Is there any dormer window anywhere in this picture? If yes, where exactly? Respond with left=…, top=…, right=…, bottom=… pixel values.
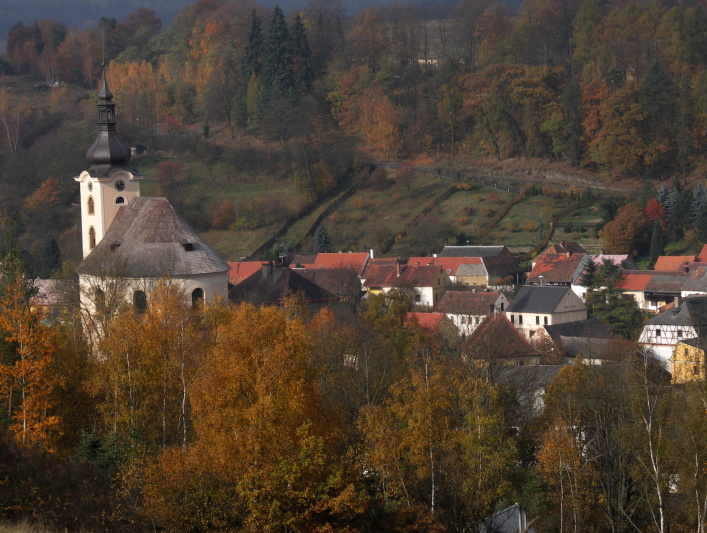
left=182, top=242, right=194, bottom=252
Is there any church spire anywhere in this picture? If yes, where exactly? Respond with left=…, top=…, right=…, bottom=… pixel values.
left=85, top=65, right=133, bottom=177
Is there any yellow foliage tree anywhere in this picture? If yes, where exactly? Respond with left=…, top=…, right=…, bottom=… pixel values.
left=0, top=272, right=63, bottom=452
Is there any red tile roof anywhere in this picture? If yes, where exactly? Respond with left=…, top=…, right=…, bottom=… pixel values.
left=697, top=245, right=707, bottom=262
left=408, top=312, right=445, bottom=331
left=363, top=264, right=446, bottom=288
left=311, top=252, right=370, bottom=275
left=527, top=253, right=587, bottom=284
left=435, top=291, right=501, bottom=315
left=408, top=256, right=482, bottom=276
left=463, top=314, right=541, bottom=359
left=654, top=255, right=696, bottom=271
left=540, top=242, right=587, bottom=256
left=616, top=271, right=653, bottom=291
left=228, top=261, right=264, bottom=285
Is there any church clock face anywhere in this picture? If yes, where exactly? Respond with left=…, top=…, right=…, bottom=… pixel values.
left=115, top=180, right=126, bottom=192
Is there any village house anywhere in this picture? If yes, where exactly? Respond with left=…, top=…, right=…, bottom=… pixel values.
left=526, top=251, right=590, bottom=287
left=670, top=338, right=707, bottom=383
left=616, top=270, right=688, bottom=312
left=505, top=285, right=587, bottom=339
left=291, top=251, right=371, bottom=276
left=361, top=260, right=450, bottom=307
left=571, top=254, right=638, bottom=300
left=407, top=312, right=460, bottom=347
left=533, top=318, right=614, bottom=363
left=462, top=313, right=542, bottom=367
left=229, top=263, right=339, bottom=311
left=638, top=295, right=707, bottom=363
left=434, top=290, right=508, bottom=338
left=437, top=245, right=522, bottom=285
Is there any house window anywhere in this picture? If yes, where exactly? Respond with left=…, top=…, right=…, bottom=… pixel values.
left=677, top=329, right=682, bottom=337
left=415, top=294, right=421, bottom=303
left=435, top=294, right=439, bottom=302
left=511, top=315, right=515, bottom=323
left=544, top=316, right=548, bottom=325
left=89, top=227, right=96, bottom=249
left=87, top=196, right=94, bottom=215
left=519, top=315, right=523, bottom=325
left=500, top=303, right=504, bottom=311
left=655, top=329, right=661, bottom=337
left=694, top=365, right=700, bottom=375
left=133, top=290, right=147, bottom=312
left=192, top=288, right=204, bottom=308
left=536, top=316, right=539, bottom=325
left=476, top=317, right=480, bottom=324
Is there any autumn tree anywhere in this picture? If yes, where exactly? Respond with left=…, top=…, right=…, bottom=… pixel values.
left=360, top=81, right=402, bottom=158
left=599, top=202, right=650, bottom=255
left=0, top=271, right=63, bottom=452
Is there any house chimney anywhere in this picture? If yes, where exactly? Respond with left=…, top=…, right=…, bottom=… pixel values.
left=261, top=263, right=271, bottom=278
left=370, top=249, right=374, bottom=259
left=566, top=251, right=571, bottom=258
left=396, top=261, right=401, bottom=277
left=433, top=253, right=437, bottom=258
left=272, top=267, right=283, bottom=283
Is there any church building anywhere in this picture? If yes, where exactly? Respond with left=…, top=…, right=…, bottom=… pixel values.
left=75, top=74, right=230, bottom=314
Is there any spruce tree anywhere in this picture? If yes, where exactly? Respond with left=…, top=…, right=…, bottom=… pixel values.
left=289, top=13, right=313, bottom=97
left=579, top=258, right=597, bottom=289
left=692, top=182, right=707, bottom=220
left=314, top=224, right=333, bottom=253
left=243, top=10, right=264, bottom=78
left=658, top=183, right=670, bottom=206
left=650, top=220, right=665, bottom=264
left=262, top=5, right=294, bottom=100
left=39, top=234, right=60, bottom=278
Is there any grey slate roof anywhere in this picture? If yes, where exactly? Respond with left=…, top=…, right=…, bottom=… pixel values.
left=543, top=318, right=613, bottom=340
left=439, top=245, right=506, bottom=257
left=506, top=285, right=572, bottom=314
left=682, top=266, right=707, bottom=292
left=77, top=197, right=230, bottom=277
left=456, top=263, right=488, bottom=277
left=645, top=295, right=707, bottom=327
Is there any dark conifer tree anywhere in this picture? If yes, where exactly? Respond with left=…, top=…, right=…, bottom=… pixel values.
left=243, top=10, right=264, bottom=78
left=649, top=220, right=665, bottom=264
left=290, top=13, right=313, bottom=97
left=39, top=234, right=60, bottom=278
left=314, top=224, right=333, bottom=253
left=640, top=62, right=677, bottom=179
left=262, top=5, right=294, bottom=100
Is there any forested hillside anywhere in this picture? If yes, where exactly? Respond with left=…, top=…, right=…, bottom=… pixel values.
left=3, top=0, right=707, bottom=271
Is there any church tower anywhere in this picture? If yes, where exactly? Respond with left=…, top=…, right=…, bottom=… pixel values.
left=75, top=71, right=142, bottom=259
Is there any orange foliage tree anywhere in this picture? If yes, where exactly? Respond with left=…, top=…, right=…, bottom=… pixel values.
left=0, top=271, right=63, bottom=452
left=599, top=202, right=650, bottom=254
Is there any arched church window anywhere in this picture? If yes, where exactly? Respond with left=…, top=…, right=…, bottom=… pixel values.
left=192, top=288, right=204, bottom=308
left=115, top=196, right=125, bottom=205
left=87, top=196, right=94, bottom=215
left=133, top=290, right=147, bottom=312
left=95, top=288, right=105, bottom=311
left=89, top=227, right=96, bottom=249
